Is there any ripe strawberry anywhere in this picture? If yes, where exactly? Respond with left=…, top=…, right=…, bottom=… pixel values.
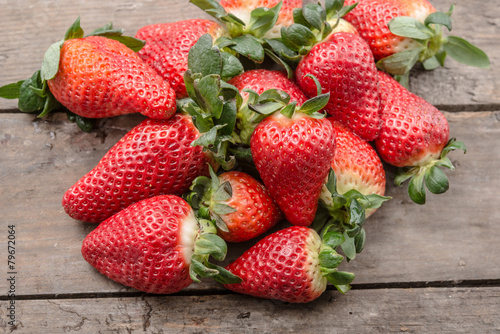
left=219, top=0, right=302, bottom=38
left=223, top=226, right=355, bottom=303
left=374, top=71, right=466, bottom=204
left=250, top=109, right=335, bottom=226
left=187, top=167, right=283, bottom=243
left=63, top=114, right=213, bottom=223
left=0, top=18, right=177, bottom=123
left=295, top=32, right=381, bottom=141
left=82, top=195, right=240, bottom=294
left=342, top=0, right=489, bottom=77
left=135, top=19, right=228, bottom=98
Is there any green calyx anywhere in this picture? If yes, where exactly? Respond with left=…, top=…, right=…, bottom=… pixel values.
left=314, top=169, right=391, bottom=261
left=395, top=138, right=467, bottom=205
left=186, top=165, right=237, bottom=234
left=180, top=34, right=246, bottom=170
left=378, top=5, right=490, bottom=84
left=190, top=218, right=242, bottom=284
left=0, top=17, right=145, bottom=132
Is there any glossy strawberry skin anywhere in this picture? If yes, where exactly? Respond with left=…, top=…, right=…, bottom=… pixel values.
left=224, top=226, right=327, bottom=303
left=343, top=0, right=436, bottom=60
left=250, top=112, right=335, bottom=226
left=220, top=0, right=303, bottom=38
left=136, top=19, right=227, bottom=99
left=328, top=119, right=386, bottom=198
left=374, top=71, right=449, bottom=167
left=63, top=114, right=211, bottom=223
left=47, top=36, right=176, bottom=119
left=82, top=195, right=199, bottom=294
left=295, top=32, right=381, bottom=141
left=229, top=69, right=308, bottom=105
left=217, top=171, right=283, bottom=242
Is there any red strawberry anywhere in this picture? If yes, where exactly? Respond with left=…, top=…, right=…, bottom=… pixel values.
left=48, top=35, right=176, bottom=119
left=63, top=114, right=213, bottom=223
left=136, top=19, right=228, bottom=98
left=219, top=0, right=302, bottom=38
left=188, top=167, right=283, bottom=243
left=295, top=32, right=381, bottom=141
left=250, top=109, right=335, bottom=226
left=342, top=0, right=489, bottom=76
left=374, top=71, right=465, bottom=204
left=224, top=226, right=355, bottom=303
left=82, top=195, right=240, bottom=294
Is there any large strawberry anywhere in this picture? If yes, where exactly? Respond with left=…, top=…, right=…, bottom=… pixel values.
left=295, top=32, right=381, bottom=141
left=187, top=166, right=283, bottom=243
left=224, top=226, right=355, bottom=303
left=342, top=0, right=489, bottom=79
left=250, top=90, right=335, bottom=226
left=82, top=195, right=241, bottom=294
left=135, top=19, right=229, bottom=99
left=63, top=114, right=213, bottom=223
left=374, top=71, right=466, bottom=204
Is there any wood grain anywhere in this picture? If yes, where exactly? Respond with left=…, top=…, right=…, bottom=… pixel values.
left=0, top=0, right=498, bottom=110
left=1, top=287, right=499, bottom=333
left=0, top=111, right=498, bottom=296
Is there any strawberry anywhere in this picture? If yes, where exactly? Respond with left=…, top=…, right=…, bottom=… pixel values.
left=295, top=32, right=381, bottom=141
left=250, top=92, right=335, bottom=226
left=223, top=226, right=355, bottom=303
left=0, top=18, right=177, bottom=125
left=135, top=19, right=228, bottom=99
left=187, top=166, right=283, bottom=243
left=63, top=114, right=213, bottom=223
left=374, top=71, right=466, bottom=204
left=219, top=0, right=302, bottom=38
left=82, top=195, right=241, bottom=294
left=342, top=0, right=489, bottom=80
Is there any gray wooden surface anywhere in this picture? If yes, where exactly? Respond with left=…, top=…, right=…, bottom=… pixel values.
left=0, top=0, right=499, bottom=333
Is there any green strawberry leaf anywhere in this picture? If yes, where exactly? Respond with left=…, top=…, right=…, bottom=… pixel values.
left=424, top=11, right=452, bottom=31
left=354, top=228, right=366, bottom=254
left=280, top=101, right=298, bottom=118
left=89, top=22, right=114, bottom=35
left=18, top=71, right=45, bottom=112
left=40, top=40, right=64, bottom=81
left=212, top=202, right=237, bottom=216
left=281, top=24, right=317, bottom=51
left=247, top=1, right=281, bottom=38
left=194, top=233, right=228, bottom=261
left=212, top=181, right=232, bottom=202
left=319, top=246, right=344, bottom=268
left=204, top=262, right=242, bottom=284
left=333, top=284, right=351, bottom=294
left=0, top=81, right=23, bottom=99
left=377, top=47, right=424, bottom=76
left=229, top=35, right=265, bottom=63
left=322, top=230, right=345, bottom=249
left=64, top=16, right=84, bottom=40
left=341, top=232, right=356, bottom=261
left=435, top=156, right=454, bottom=170
left=194, top=74, right=224, bottom=119
left=216, top=101, right=238, bottom=136
left=192, top=124, right=226, bottom=148
left=443, top=36, right=490, bottom=68
left=424, top=165, right=449, bottom=195
left=66, top=111, right=94, bottom=133
left=408, top=172, right=426, bottom=205
left=327, top=270, right=355, bottom=286
left=105, top=35, right=146, bottom=52
left=422, top=56, right=441, bottom=70
left=441, top=137, right=467, bottom=156
left=389, top=16, right=434, bottom=40
left=302, top=3, right=327, bottom=32
left=188, top=34, right=223, bottom=77
left=221, top=52, right=244, bottom=80
left=298, top=93, right=330, bottom=115
left=263, top=49, right=294, bottom=78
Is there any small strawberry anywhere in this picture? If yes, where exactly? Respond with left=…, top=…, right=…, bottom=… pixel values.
left=374, top=71, right=466, bottom=204
left=295, top=32, right=381, bottom=141
left=82, top=195, right=241, bottom=294
left=223, top=225, right=355, bottom=303
left=342, top=0, right=489, bottom=80
left=63, top=114, right=213, bottom=223
left=135, top=19, right=229, bottom=98
left=250, top=88, right=335, bottom=226
left=187, top=166, right=283, bottom=243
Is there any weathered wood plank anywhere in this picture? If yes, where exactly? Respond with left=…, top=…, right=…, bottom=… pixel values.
left=0, top=111, right=499, bottom=296
left=1, top=287, right=499, bottom=333
left=0, top=0, right=498, bottom=109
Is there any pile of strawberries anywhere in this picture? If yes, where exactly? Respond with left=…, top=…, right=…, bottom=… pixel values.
left=0, top=0, right=489, bottom=303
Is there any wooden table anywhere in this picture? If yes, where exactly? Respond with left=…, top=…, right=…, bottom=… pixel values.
left=1, top=1, right=499, bottom=333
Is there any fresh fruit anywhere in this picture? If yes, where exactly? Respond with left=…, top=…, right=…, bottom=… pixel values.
left=343, top=0, right=489, bottom=80
left=188, top=166, right=283, bottom=242
left=295, top=32, right=381, bottom=141
left=62, top=114, right=213, bottom=223
left=219, top=0, right=302, bottom=38
left=250, top=100, right=335, bottom=226
left=374, top=71, right=466, bottom=204
left=82, top=195, right=240, bottom=294
left=135, top=19, right=228, bottom=98
left=223, top=225, right=355, bottom=303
